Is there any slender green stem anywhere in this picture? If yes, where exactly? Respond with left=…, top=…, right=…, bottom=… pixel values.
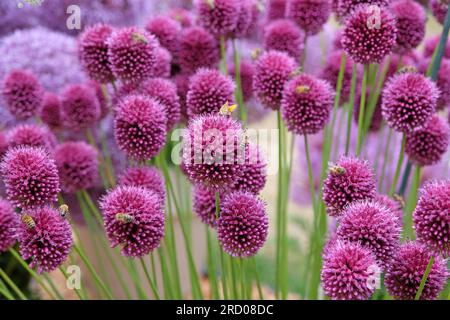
left=356, top=64, right=368, bottom=155
left=140, top=257, right=160, bottom=300
left=215, top=193, right=229, bottom=300
left=206, top=226, right=220, bottom=299
left=378, top=128, right=393, bottom=191
left=345, top=64, right=358, bottom=155
left=304, top=135, right=316, bottom=212
left=80, top=190, right=103, bottom=225
left=220, top=36, right=228, bottom=75
left=415, top=255, right=435, bottom=300
left=59, top=266, right=86, bottom=300
left=429, top=6, right=450, bottom=80
left=158, top=248, right=173, bottom=299
left=404, top=166, right=421, bottom=239
left=389, top=135, right=406, bottom=196
left=0, top=268, right=27, bottom=300
left=229, top=256, right=238, bottom=299
left=398, top=161, right=412, bottom=196
left=252, top=258, right=264, bottom=300
left=232, top=39, right=247, bottom=124
left=42, top=272, right=64, bottom=300
left=0, top=278, right=15, bottom=300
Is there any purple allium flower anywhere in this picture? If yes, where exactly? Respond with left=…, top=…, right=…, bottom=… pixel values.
left=186, top=68, right=235, bottom=118
left=0, top=198, right=19, bottom=252
left=78, top=23, right=115, bottom=84
left=418, top=58, right=450, bottom=110
left=390, top=0, right=426, bottom=54
left=107, top=27, right=158, bottom=83
left=323, top=156, right=376, bottom=216
left=114, top=95, right=167, bottom=160
left=88, top=80, right=109, bottom=120
left=253, top=50, right=297, bottom=110
left=150, top=47, right=172, bottom=78
left=385, top=241, right=447, bottom=300
left=18, top=206, right=73, bottom=273
left=217, top=191, right=268, bottom=257
left=182, top=114, right=245, bottom=191
left=336, top=0, right=391, bottom=19
left=228, top=59, right=255, bottom=102
left=168, top=8, right=196, bottom=28
left=1, top=147, right=60, bottom=209
left=321, top=241, right=379, bottom=300
left=54, top=142, right=99, bottom=193
left=374, top=193, right=403, bottom=224
left=413, top=180, right=450, bottom=256
left=354, top=88, right=383, bottom=132
left=118, top=166, right=165, bottom=205
left=341, top=4, right=397, bottom=64
left=1, top=69, right=44, bottom=120
left=7, top=124, right=56, bottom=152
left=233, top=143, right=267, bottom=194
left=385, top=53, right=417, bottom=80
left=60, top=84, right=101, bottom=130
left=40, top=93, right=62, bottom=130
left=430, top=0, right=449, bottom=25
left=424, top=35, right=450, bottom=60
left=286, top=0, right=332, bottom=36
left=195, top=0, right=241, bottom=36
left=405, top=115, right=450, bottom=167
left=141, top=78, right=181, bottom=130
left=111, top=82, right=141, bottom=107
left=100, top=186, right=165, bottom=257
left=193, top=184, right=218, bottom=228
left=145, top=16, right=181, bottom=57
left=336, top=200, right=401, bottom=268
left=178, top=26, right=220, bottom=74
left=231, top=0, right=254, bottom=38
left=263, top=19, right=305, bottom=59
left=281, top=73, right=334, bottom=135
left=266, top=0, right=287, bottom=20
left=382, top=72, right=439, bottom=133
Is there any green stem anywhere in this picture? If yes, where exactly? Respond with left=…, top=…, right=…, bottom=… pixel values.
left=206, top=226, right=220, bottom=299
left=398, top=161, right=412, bottom=196
left=389, top=135, right=406, bottom=196
left=356, top=64, right=368, bottom=155
left=345, top=63, right=358, bottom=155
left=0, top=268, right=27, bottom=300
left=415, top=255, right=435, bottom=300
left=158, top=248, right=173, bottom=299
left=42, top=272, right=64, bottom=300
left=404, top=166, right=421, bottom=239
left=59, top=266, right=86, bottom=300
left=215, top=193, right=229, bottom=300
left=232, top=39, right=247, bottom=124
left=378, top=128, right=393, bottom=191
left=429, top=6, right=450, bottom=80
left=304, top=135, right=317, bottom=212
left=140, top=257, right=160, bottom=300
left=0, top=278, right=15, bottom=300
left=252, top=258, right=264, bottom=300
left=220, top=36, right=228, bottom=75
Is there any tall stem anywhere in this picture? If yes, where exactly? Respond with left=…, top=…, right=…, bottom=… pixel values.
left=0, top=268, right=27, bottom=300
left=404, top=166, right=421, bottom=239
left=389, top=135, right=406, bottom=196
left=356, top=64, right=368, bottom=155
left=232, top=39, right=247, bottom=124
left=378, top=128, right=393, bottom=191
left=415, top=255, right=435, bottom=300
left=220, top=36, right=228, bottom=75
left=140, top=257, right=160, bottom=300
left=345, top=64, right=358, bottom=155
left=429, top=6, right=450, bottom=80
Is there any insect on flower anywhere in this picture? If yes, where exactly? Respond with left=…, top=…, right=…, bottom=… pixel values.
left=59, top=204, right=69, bottom=218
left=21, top=214, right=36, bottom=229
left=329, top=165, right=346, bottom=175
left=132, top=32, right=148, bottom=44
left=219, top=101, right=238, bottom=116
left=251, top=48, right=262, bottom=60
left=115, top=213, right=135, bottom=224
left=295, top=85, right=310, bottom=94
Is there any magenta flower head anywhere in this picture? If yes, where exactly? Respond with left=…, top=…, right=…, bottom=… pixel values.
left=385, top=241, right=447, bottom=300
left=286, top=0, right=332, bottom=36
left=281, top=73, right=334, bottom=135
left=263, top=19, right=305, bottom=59
left=1, top=69, right=44, bottom=120
left=60, top=83, right=101, bottom=130
left=374, top=193, right=403, bottom=224
left=178, top=26, right=220, bottom=74
left=405, top=115, right=450, bottom=167
left=107, top=27, right=158, bottom=83
left=141, top=78, right=181, bottom=130
left=233, top=143, right=267, bottom=195
left=118, top=166, right=165, bottom=205
left=430, top=0, right=449, bottom=25
left=382, top=72, right=439, bottom=133
left=266, top=0, right=287, bottom=21
left=186, top=68, right=235, bottom=118
left=114, top=95, right=167, bottom=161
left=100, top=186, right=165, bottom=257
left=418, top=58, right=450, bottom=109
left=336, top=0, right=391, bottom=19
left=182, top=114, right=245, bottom=191
left=168, top=8, right=196, bottom=28
left=424, top=36, right=450, bottom=60
left=253, top=50, right=297, bottom=110
left=1, top=146, right=60, bottom=209
left=193, top=184, right=218, bottom=228
left=390, top=0, right=426, bottom=54
left=150, top=47, right=172, bottom=78
left=145, top=16, right=181, bottom=56
left=18, top=206, right=72, bottom=273
left=323, top=156, right=376, bottom=217
left=78, top=23, right=115, bottom=83
left=40, top=92, right=62, bottom=130
left=341, top=4, right=397, bottom=64
left=54, top=141, right=98, bottom=193
left=7, top=124, right=56, bottom=152
left=337, top=200, right=401, bottom=268
left=0, top=198, right=19, bottom=252
left=321, top=241, right=379, bottom=300
left=413, top=180, right=450, bottom=256
left=228, top=59, right=255, bottom=102
left=230, top=0, right=254, bottom=38
left=218, top=191, right=268, bottom=257
left=195, top=0, right=241, bottom=36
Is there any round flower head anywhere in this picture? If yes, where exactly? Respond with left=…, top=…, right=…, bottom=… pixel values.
left=405, top=115, right=450, bottom=167
left=385, top=241, right=447, bottom=300
left=111, top=82, right=140, bottom=107
left=1, top=69, right=44, bottom=120
left=281, top=73, right=334, bottom=135
left=233, top=143, right=267, bottom=194
left=374, top=193, right=403, bottom=224
left=1, top=146, right=60, bottom=209
left=78, top=23, right=115, bottom=83
left=230, top=0, right=253, bottom=38
left=382, top=72, right=439, bottom=133
left=228, top=59, right=255, bottom=102
left=430, top=0, right=449, bottom=25
left=337, top=200, right=401, bottom=268
left=150, top=46, right=172, bottom=78
left=168, top=8, right=196, bottom=28
left=217, top=191, right=268, bottom=257
left=286, top=0, right=332, bottom=36
left=263, top=19, right=305, bottom=59
left=107, top=27, right=158, bottom=83
left=88, top=80, right=109, bottom=119
left=141, top=78, right=181, bottom=130
left=341, top=4, right=397, bottom=64
left=18, top=206, right=73, bottom=273
left=266, top=0, right=287, bottom=21
left=390, top=0, right=426, bottom=54
left=40, top=92, right=62, bottom=130
left=60, top=84, right=101, bottom=130
left=145, top=16, right=181, bottom=56
left=195, top=0, right=241, bottom=36
left=178, top=26, right=220, bottom=74
left=253, top=50, right=297, bottom=110
left=321, top=241, right=379, bottom=300
left=186, top=68, right=235, bottom=118
left=336, top=0, right=391, bottom=19
left=193, top=184, right=218, bottom=228
left=0, top=198, right=19, bottom=252
left=54, top=141, right=99, bottom=193
left=114, top=95, right=167, bottom=160
left=418, top=58, right=450, bottom=109
left=424, top=36, right=450, bottom=60
left=182, top=114, right=245, bottom=191
left=118, top=166, right=165, bottom=205
left=7, top=124, right=56, bottom=151
left=100, top=186, right=165, bottom=257
left=323, top=156, right=376, bottom=217
left=413, top=180, right=450, bottom=256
